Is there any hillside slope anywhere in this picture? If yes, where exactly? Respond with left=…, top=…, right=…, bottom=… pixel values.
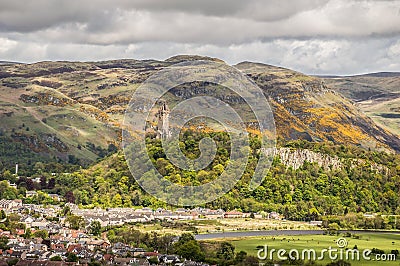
left=322, top=73, right=400, bottom=137
left=0, top=57, right=399, bottom=170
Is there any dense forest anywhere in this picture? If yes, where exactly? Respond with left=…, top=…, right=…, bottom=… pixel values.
left=1, top=131, right=400, bottom=223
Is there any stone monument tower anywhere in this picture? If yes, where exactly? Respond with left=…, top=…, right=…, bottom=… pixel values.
left=156, top=101, right=171, bottom=139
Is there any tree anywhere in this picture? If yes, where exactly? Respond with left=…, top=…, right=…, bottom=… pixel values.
left=40, top=176, right=47, bottom=189
left=65, top=191, right=75, bottom=203
left=48, top=178, right=56, bottom=189
left=89, top=220, right=102, bottom=236
left=62, top=205, right=71, bottom=216
left=235, top=251, right=247, bottom=264
left=242, top=256, right=260, bottom=266
left=174, top=233, right=205, bottom=261
left=217, top=242, right=235, bottom=261
left=175, top=240, right=205, bottom=262
left=26, top=179, right=35, bottom=191
left=6, top=258, right=18, bottom=266
left=66, top=215, right=85, bottom=230
left=66, top=253, right=78, bottom=262
left=176, top=233, right=195, bottom=245
left=0, top=210, right=6, bottom=220
left=24, top=227, right=32, bottom=239
left=50, top=255, right=62, bottom=261
left=326, top=260, right=351, bottom=266
left=0, top=236, right=9, bottom=250
left=112, top=193, right=122, bottom=207
left=33, top=229, right=49, bottom=239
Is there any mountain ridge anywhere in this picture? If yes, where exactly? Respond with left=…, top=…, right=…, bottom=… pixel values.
left=0, top=56, right=399, bottom=171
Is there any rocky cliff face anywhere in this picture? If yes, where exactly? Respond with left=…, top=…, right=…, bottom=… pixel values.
left=267, top=147, right=342, bottom=170
left=267, top=147, right=389, bottom=175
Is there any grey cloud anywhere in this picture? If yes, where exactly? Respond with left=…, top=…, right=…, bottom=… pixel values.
left=1, top=0, right=399, bottom=41
left=0, top=0, right=328, bottom=32
left=1, top=37, right=399, bottom=75
left=0, top=0, right=399, bottom=75
left=3, top=0, right=400, bottom=47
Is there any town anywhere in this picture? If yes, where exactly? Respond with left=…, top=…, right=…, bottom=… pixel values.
left=0, top=197, right=282, bottom=266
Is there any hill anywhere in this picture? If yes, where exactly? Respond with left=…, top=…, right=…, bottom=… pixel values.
left=322, top=73, right=400, bottom=137
left=0, top=57, right=399, bottom=174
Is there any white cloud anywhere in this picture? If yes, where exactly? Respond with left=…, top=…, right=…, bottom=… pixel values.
left=388, top=41, right=400, bottom=57
left=0, top=37, right=17, bottom=53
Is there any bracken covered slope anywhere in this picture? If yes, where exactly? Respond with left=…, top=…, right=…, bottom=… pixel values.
left=322, top=73, right=400, bottom=137
left=0, top=56, right=399, bottom=166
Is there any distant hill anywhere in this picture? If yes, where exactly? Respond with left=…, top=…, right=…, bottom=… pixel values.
left=0, top=56, right=399, bottom=170
left=0, top=61, right=21, bottom=65
left=317, top=72, right=400, bottom=79
left=322, top=72, right=400, bottom=137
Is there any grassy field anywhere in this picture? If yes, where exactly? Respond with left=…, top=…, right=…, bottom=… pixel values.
left=128, top=219, right=318, bottom=235
left=218, top=233, right=400, bottom=266
left=362, top=97, right=400, bottom=137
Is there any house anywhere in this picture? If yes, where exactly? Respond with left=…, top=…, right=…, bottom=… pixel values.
left=50, top=243, right=66, bottom=252
left=14, top=259, right=79, bottom=266
left=25, top=191, right=38, bottom=198
left=15, top=229, right=25, bottom=236
left=202, top=209, right=224, bottom=219
left=134, top=208, right=153, bottom=216
left=86, top=240, right=110, bottom=251
left=181, top=261, right=210, bottom=266
left=125, top=215, right=149, bottom=223
left=253, top=213, right=263, bottom=219
left=29, top=244, right=48, bottom=252
left=103, top=253, right=115, bottom=262
left=0, top=199, right=22, bottom=210
left=67, top=244, right=82, bottom=253
left=309, top=221, right=323, bottom=226
left=113, top=258, right=150, bottom=266
left=268, top=212, right=281, bottom=220
left=144, top=251, right=160, bottom=259
left=21, top=217, right=34, bottom=225
left=363, top=213, right=376, bottom=219
left=76, top=249, right=92, bottom=259
left=159, top=255, right=180, bottom=264
left=224, top=211, right=244, bottom=219
left=31, top=221, right=50, bottom=229
left=132, top=248, right=145, bottom=257
left=47, top=194, right=62, bottom=201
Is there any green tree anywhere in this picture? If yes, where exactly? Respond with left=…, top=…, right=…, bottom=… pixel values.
left=66, top=253, right=78, bottom=262
left=33, top=229, right=49, bottom=239
left=50, top=255, right=62, bottom=261
left=66, top=215, right=85, bottom=230
left=217, top=242, right=235, bottom=261
left=0, top=236, right=9, bottom=250
left=235, top=251, right=247, bottom=264
left=89, top=220, right=102, bottom=236
left=0, top=210, right=6, bottom=220
left=175, top=240, right=205, bottom=261
left=24, top=227, right=32, bottom=239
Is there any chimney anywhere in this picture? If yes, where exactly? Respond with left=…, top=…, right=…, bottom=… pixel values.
left=15, top=163, right=18, bottom=176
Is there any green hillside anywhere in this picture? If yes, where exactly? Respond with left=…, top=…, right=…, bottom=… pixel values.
left=1, top=57, right=399, bottom=175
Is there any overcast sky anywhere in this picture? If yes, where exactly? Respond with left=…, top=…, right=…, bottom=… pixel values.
left=1, top=0, right=400, bottom=75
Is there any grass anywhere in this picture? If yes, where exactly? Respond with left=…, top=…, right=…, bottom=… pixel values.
left=124, top=219, right=320, bottom=237
left=221, top=233, right=400, bottom=265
